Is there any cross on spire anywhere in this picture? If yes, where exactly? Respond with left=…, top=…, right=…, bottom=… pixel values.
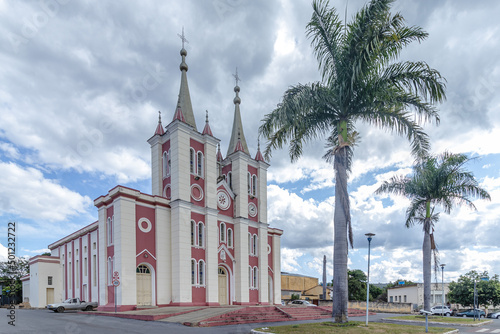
left=177, top=27, right=189, bottom=49
left=233, top=67, right=241, bottom=86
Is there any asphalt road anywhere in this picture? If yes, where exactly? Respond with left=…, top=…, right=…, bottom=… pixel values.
left=1, top=308, right=499, bottom=334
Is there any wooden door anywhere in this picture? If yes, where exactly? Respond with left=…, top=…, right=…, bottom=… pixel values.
left=136, top=265, right=152, bottom=306
left=218, top=267, right=227, bottom=305
left=46, top=288, right=54, bottom=305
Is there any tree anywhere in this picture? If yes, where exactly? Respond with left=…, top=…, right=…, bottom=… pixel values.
left=0, top=257, right=29, bottom=301
left=259, top=0, right=445, bottom=322
left=448, top=271, right=500, bottom=309
left=369, top=284, right=383, bottom=301
left=348, top=269, right=367, bottom=301
left=376, top=152, right=490, bottom=311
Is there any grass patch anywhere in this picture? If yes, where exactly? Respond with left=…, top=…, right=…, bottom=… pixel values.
left=388, top=315, right=484, bottom=323
left=255, top=321, right=454, bottom=333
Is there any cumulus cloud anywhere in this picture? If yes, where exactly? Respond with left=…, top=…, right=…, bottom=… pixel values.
left=0, top=161, right=92, bottom=221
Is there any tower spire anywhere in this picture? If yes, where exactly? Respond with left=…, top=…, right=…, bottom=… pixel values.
left=227, top=68, right=249, bottom=155
left=173, top=27, right=197, bottom=130
left=154, top=110, right=165, bottom=135
left=254, top=137, right=264, bottom=161
left=202, top=110, right=213, bottom=136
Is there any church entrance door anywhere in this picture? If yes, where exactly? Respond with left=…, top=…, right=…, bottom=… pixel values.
left=136, top=265, right=152, bottom=306
left=218, top=267, right=228, bottom=305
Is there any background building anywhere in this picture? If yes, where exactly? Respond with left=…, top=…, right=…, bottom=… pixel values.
left=387, top=283, right=450, bottom=310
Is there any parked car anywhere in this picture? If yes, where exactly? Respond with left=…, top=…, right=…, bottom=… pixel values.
left=47, top=298, right=97, bottom=313
left=428, top=305, right=452, bottom=316
left=487, top=310, right=500, bottom=319
left=456, top=309, right=485, bottom=318
left=288, top=300, right=317, bottom=307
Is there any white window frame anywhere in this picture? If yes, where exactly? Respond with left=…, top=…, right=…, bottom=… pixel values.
left=198, top=222, right=204, bottom=248
left=248, top=233, right=252, bottom=255
left=190, top=148, right=195, bottom=174
left=196, top=151, right=204, bottom=178
left=247, top=172, right=251, bottom=194
left=227, top=228, right=233, bottom=248
left=198, top=260, right=205, bottom=286
left=253, top=266, right=259, bottom=288
left=190, top=220, right=196, bottom=246
left=191, top=259, right=196, bottom=285
left=162, top=151, right=168, bottom=178
left=107, top=217, right=113, bottom=245
left=252, top=174, right=257, bottom=196
left=228, top=171, right=232, bottom=189
left=220, top=222, right=226, bottom=243
left=252, top=234, right=258, bottom=256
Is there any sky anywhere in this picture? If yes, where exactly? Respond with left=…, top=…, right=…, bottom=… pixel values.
left=0, top=0, right=499, bottom=286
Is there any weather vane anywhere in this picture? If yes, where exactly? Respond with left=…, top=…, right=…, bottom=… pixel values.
left=177, top=27, right=189, bottom=49
left=233, top=67, right=241, bottom=86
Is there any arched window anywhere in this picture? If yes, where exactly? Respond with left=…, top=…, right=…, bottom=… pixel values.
left=252, top=175, right=257, bottom=196
left=136, top=264, right=150, bottom=273
left=220, top=223, right=225, bottom=243
left=197, top=151, right=203, bottom=177
left=228, top=172, right=233, bottom=190
left=227, top=228, right=233, bottom=248
left=167, top=150, right=171, bottom=176
left=198, top=222, right=204, bottom=247
left=198, top=260, right=205, bottom=285
left=247, top=172, right=251, bottom=194
left=190, top=220, right=195, bottom=246
left=249, top=266, right=252, bottom=288
left=107, top=217, right=113, bottom=245
left=253, top=234, right=258, bottom=256
left=253, top=266, right=258, bottom=288
left=191, top=259, right=196, bottom=285
left=190, top=148, right=195, bottom=174
left=248, top=233, right=252, bottom=255
left=162, top=151, right=168, bottom=177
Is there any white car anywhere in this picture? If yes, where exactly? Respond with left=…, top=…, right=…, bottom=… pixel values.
left=430, top=305, right=452, bottom=316
left=289, top=300, right=317, bottom=307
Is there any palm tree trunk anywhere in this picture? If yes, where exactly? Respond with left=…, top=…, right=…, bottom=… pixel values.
left=423, top=201, right=432, bottom=311
left=332, top=146, right=349, bottom=322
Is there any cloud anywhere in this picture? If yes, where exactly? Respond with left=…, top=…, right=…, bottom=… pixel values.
left=0, top=161, right=92, bottom=221
left=0, top=243, right=7, bottom=262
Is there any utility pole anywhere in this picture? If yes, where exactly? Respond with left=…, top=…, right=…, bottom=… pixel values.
left=322, top=255, right=327, bottom=300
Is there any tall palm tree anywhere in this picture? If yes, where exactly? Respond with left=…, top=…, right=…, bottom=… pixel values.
left=376, top=152, right=490, bottom=311
left=259, top=0, right=446, bottom=322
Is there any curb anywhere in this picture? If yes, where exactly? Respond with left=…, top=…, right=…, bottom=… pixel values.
left=382, top=317, right=493, bottom=327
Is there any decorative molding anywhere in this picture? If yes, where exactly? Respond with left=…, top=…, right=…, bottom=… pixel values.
left=191, top=184, right=204, bottom=202
left=217, top=190, right=231, bottom=210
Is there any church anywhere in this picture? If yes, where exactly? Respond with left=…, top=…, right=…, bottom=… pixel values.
left=21, top=41, right=283, bottom=311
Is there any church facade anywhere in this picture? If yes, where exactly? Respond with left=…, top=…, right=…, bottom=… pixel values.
left=22, top=45, right=283, bottom=311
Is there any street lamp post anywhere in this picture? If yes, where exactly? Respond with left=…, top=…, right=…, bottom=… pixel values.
left=365, top=233, right=375, bottom=326
left=440, top=264, right=446, bottom=317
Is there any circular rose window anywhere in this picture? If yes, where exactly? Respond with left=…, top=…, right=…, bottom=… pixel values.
left=217, top=190, right=230, bottom=210
left=191, top=184, right=204, bottom=201
left=138, top=218, right=152, bottom=233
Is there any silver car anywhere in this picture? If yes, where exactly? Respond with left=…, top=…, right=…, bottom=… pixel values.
left=487, top=311, right=500, bottom=319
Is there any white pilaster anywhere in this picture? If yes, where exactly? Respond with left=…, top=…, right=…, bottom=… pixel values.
left=168, top=121, right=191, bottom=202
left=205, top=209, right=219, bottom=304
left=114, top=196, right=137, bottom=307
left=170, top=200, right=192, bottom=304
left=148, top=135, right=163, bottom=196
left=234, top=218, right=249, bottom=303
left=272, top=232, right=282, bottom=305
left=97, top=205, right=107, bottom=305
left=155, top=204, right=171, bottom=305
left=257, top=161, right=269, bottom=224
left=258, top=225, right=269, bottom=303
left=230, top=151, right=249, bottom=218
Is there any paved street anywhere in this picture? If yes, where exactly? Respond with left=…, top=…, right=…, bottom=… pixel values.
left=2, top=307, right=499, bottom=333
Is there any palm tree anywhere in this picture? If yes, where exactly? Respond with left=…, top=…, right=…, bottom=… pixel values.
left=259, top=0, right=446, bottom=322
left=375, top=152, right=490, bottom=311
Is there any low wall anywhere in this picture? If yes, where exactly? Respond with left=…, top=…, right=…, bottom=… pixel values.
left=318, top=300, right=412, bottom=314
